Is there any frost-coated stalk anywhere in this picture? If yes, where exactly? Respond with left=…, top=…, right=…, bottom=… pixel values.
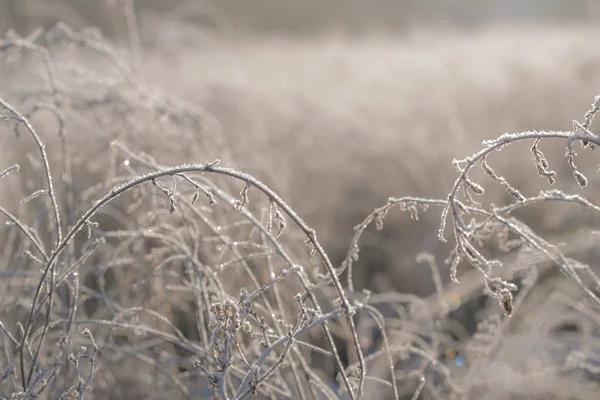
left=17, top=162, right=364, bottom=398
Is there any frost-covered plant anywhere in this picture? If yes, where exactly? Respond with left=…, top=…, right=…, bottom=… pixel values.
left=2, top=13, right=600, bottom=400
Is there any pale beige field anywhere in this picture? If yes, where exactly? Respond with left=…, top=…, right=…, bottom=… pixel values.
left=2, top=16, right=600, bottom=399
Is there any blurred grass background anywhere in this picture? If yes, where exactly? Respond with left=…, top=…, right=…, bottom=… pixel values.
left=3, top=1, right=600, bottom=398
left=1, top=0, right=599, bottom=38
left=2, top=0, right=600, bottom=297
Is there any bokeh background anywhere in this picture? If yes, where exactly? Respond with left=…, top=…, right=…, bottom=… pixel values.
left=3, top=0, right=600, bottom=304
left=1, top=0, right=600, bottom=36
left=3, top=1, right=600, bottom=398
